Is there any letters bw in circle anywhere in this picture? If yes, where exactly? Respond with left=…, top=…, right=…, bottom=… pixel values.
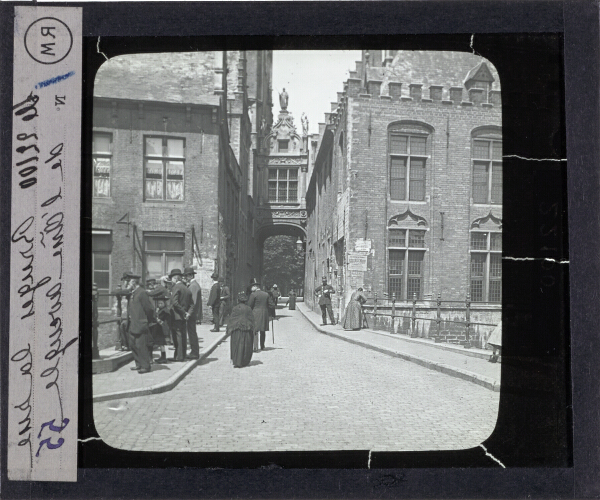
left=24, top=17, right=73, bottom=65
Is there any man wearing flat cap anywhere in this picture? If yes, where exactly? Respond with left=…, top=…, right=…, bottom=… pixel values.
left=127, top=273, right=156, bottom=373
left=315, top=276, right=336, bottom=326
left=207, top=272, right=221, bottom=332
left=184, top=267, right=202, bottom=359
left=168, top=268, right=194, bottom=362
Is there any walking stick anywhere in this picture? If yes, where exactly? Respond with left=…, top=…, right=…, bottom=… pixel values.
left=271, top=316, right=275, bottom=344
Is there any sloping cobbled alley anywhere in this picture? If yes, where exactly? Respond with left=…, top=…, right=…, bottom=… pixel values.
left=93, top=308, right=499, bottom=452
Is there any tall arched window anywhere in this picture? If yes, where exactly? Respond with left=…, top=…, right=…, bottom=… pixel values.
left=470, top=230, right=502, bottom=302
left=387, top=210, right=429, bottom=300
left=388, top=122, right=432, bottom=201
left=472, top=127, right=502, bottom=205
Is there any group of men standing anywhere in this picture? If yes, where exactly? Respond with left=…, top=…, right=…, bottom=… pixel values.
left=121, top=267, right=230, bottom=374
left=120, top=270, right=300, bottom=373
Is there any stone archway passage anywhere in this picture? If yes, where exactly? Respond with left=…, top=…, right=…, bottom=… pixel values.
left=257, top=223, right=306, bottom=297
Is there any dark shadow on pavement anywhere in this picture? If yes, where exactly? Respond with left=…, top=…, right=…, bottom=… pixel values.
left=198, top=357, right=219, bottom=366
left=259, top=347, right=283, bottom=351
left=148, top=364, right=172, bottom=371
left=247, top=360, right=264, bottom=367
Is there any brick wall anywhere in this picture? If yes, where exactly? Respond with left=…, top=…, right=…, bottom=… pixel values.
left=92, top=98, right=222, bottom=311
left=306, top=55, right=502, bottom=326
left=344, top=92, right=501, bottom=303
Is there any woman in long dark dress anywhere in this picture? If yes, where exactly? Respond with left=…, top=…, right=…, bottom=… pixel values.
left=227, top=292, right=255, bottom=368
left=342, top=287, right=367, bottom=330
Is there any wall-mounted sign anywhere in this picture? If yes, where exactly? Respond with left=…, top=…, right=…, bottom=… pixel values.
left=347, top=252, right=368, bottom=271
left=354, top=238, right=371, bottom=252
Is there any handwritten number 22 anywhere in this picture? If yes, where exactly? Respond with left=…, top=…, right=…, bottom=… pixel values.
left=36, top=418, right=69, bottom=457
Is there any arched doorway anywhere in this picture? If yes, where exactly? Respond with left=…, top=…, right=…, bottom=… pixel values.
left=257, top=223, right=306, bottom=297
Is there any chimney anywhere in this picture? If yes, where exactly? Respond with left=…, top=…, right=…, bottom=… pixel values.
left=409, top=84, right=423, bottom=102
left=469, top=88, right=485, bottom=105
left=429, top=85, right=443, bottom=102
left=369, top=50, right=383, bottom=68
left=368, top=80, right=382, bottom=97
left=347, top=77, right=362, bottom=98
left=388, top=82, right=402, bottom=100
left=490, top=90, right=502, bottom=106
left=450, top=86, right=463, bottom=103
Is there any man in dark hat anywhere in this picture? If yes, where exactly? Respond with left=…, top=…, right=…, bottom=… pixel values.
left=184, top=266, right=202, bottom=359
left=315, top=277, right=336, bottom=326
left=127, top=273, right=156, bottom=373
left=148, top=287, right=170, bottom=364
left=218, top=277, right=230, bottom=327
left=248, top=279, right=270, bottom=351
left=207, top=272, right=221, bottom=332
left=168, top=268, right=194, bottom=361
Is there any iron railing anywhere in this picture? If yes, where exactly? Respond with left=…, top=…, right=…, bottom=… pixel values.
left=360, top=292, right=499, bottom=348
left=92, top=285, right=131, bottom=359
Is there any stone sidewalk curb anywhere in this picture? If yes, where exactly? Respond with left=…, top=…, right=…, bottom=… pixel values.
left=92, top=350, right=133, bottom=374
left=93, top=331, right=229, bottom=402
left=364, top=326, right=492, bottom=360
left=297, top=304, right=500, bottom=392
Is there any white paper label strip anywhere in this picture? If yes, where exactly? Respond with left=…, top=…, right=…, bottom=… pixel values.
left=9, top=6, right=81, bottom=482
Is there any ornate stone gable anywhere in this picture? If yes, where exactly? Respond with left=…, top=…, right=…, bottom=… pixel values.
left=263, top=108, right=303, bottom=154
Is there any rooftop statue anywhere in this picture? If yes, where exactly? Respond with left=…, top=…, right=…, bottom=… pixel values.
left=301, top=113, right=309, bottom=136
left=279, top=88, right=289, bottom=111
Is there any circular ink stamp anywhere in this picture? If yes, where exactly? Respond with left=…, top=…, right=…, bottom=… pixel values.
left=24, top=17, right=73, bottom=65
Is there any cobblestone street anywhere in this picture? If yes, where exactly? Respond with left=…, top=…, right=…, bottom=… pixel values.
left=93, top=308, right=500, bottom=452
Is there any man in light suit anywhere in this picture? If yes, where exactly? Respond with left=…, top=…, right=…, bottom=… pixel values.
left=207, top=272, right=221, bottom=332
left=184, top=266, right=202, bottom=359
left=168, top=268, right=194, bottom=362
left=127, top=274, right=156, bottom=374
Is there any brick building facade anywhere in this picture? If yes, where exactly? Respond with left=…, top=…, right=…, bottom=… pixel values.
left=305, top=50, right=502, bottom=342
left=91, top=51, right=272, bottom=309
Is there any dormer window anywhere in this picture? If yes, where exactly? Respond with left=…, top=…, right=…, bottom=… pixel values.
left=465, top=62, right=495, bottom=104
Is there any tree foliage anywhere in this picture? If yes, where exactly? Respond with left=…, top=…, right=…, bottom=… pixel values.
left=262, top=235, right=304, bottom=296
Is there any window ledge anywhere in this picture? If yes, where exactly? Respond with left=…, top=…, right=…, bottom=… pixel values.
left=144, top=201, right=186, bottom=206
left=470, top=303, right=502, bottom=309
left=93, top=197, right=114, bottom=204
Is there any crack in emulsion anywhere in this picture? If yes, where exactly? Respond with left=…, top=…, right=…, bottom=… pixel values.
left=503, top=257, right=569, bottom=264
left=78, top=437, right=103, bottom=442
left=97, top=36, right=109, bottom=61
left=368, top=450, right=372, bottom=469
left=503, top=155, right=566, bottom=162
left=479, top=444, right=506, bottom=468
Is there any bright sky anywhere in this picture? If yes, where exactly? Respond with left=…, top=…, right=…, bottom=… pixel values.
left=272, top=50, right=361, bottom=135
